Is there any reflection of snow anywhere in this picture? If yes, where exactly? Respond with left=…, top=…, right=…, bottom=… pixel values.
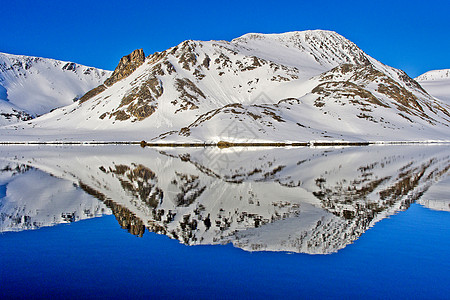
left=0, top=145, right=448, bottom=254
left=418, top=175, right=450, bottom=212
left=204, top=145, right=247, bottom=170
left=0, top=166, right=111, bottom=232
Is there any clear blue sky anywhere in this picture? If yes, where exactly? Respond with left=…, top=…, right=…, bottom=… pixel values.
left=1, top=0, right=449, bottom=78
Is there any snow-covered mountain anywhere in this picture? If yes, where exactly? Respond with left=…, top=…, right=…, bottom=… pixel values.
left=0, top=52, right=111, bottom=125
left=1, top=145, right=448, bottom=253
left=415, top=69, right=450, bottom=104
left=1, top=30, right=449, bottom=142
left=416, top=69, right=450, bottom=81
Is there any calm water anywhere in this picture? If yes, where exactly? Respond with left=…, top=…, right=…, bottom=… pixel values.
left=0, top=145, right=449, bottom=299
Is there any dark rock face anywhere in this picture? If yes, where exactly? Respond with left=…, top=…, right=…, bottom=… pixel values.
left=62, top=62, right=76, bottom=71
left=78, top=85, right=107, bottom=104
left=0, top=108, right=33, bottom=122
left=78, top=49, right=146, bottom=104
left=104, top=49, right=145, bottom=87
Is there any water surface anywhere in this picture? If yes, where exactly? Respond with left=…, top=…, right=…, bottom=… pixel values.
left=1, top=145, right=449, bottom=298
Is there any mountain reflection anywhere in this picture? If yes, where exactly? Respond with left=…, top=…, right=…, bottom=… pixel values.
left=0, top=161, right=110, bottom=231
left=0, top=145, right=448, bottom=254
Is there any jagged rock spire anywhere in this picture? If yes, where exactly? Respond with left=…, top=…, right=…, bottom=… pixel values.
left=104, top=49, right=145, bottom=87
left=79, top=49, right=145, bottom=104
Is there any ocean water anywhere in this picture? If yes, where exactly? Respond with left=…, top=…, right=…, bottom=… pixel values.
left=0, top=145, right=449, bottom=298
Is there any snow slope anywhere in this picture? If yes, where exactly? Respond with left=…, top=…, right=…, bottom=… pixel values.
left=416, top=69, right=450, bottom=104
left=0, top=145, right=447, bottom=253
left=1, top=30, right=449, bottom=142
left=0, top=100, right=33, bottom=126
left=0, top=52, right=111, bottom=125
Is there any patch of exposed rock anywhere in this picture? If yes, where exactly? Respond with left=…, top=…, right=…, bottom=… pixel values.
left=104, top=49, right=146, bottom=87
left=78, top=49, right=146, bottom=104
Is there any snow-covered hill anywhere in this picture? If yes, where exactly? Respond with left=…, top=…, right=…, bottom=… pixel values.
left=1, top=30, right=449, bottom=142
left=415, top=69, right=450, bottom=104
left=0, top=52, right=111, bottom=125
left=416, top=69, right=450, bottom=81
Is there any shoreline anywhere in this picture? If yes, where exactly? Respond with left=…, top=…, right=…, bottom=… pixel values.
left=0, top=140, right=449, bottom=147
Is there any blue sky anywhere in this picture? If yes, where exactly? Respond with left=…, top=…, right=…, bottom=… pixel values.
left=1, top=0, right=449, bottom=77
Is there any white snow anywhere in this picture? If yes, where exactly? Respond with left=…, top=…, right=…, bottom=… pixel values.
left=0, top=30, right=448, bottom=143
left=416, top=69, right=450, bottom=104
left=416, top=69, right=450, bottom=81
left=0, top=52, right=111, bottom=122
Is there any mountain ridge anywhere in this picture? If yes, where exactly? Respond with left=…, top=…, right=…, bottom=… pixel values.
left=1, top=30, right=449, bottom=142
left=416, top=69, right=450, bottom=81
left=415, top=69, right=450, bottom=104
left=0, top=52, right=111, bottom=125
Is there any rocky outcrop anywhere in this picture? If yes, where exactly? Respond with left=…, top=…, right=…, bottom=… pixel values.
left=104, top=49, right=145, bottom=87
left=0, top=107, right=33, bottom=123
left=78, top=49, right=146, bottom=104
left=78, top=84, right=107, bottom=104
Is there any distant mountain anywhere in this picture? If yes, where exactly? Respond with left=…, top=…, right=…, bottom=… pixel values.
left=416, top=69, right=450, bottom=81
left=0, top=52, right=111, bottom=125
left=415, top=69, right=450, bottom=104
left=1, top=30, right=449, bottom=142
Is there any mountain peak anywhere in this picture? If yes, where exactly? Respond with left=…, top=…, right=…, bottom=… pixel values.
left=415, top=69, right=450, bottom=81
left=0, top=52, right=110, bottom=123
left=104, top=49, right=145, bottom=87
left=231, top=29, right=340, bottom=42
left=4, top=31, right=450, bottom=143
left=231, top=30, right=370, bottom=69
left=415, top=69, right=450, bottom=103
